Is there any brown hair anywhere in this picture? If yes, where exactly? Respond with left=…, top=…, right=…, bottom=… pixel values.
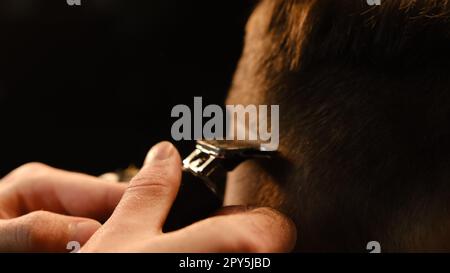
left=231, top=0, right=450, bottom=251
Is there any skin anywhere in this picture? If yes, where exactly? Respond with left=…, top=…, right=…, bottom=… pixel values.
left=224, top=1, right=291, bottom=215
left=0, top=1, right=297, bottom=253
left=224, top=162, right=284, bottom=210
left=0, top=163, right=126, bottom=252
left=0, top=142, right=296, bottom=252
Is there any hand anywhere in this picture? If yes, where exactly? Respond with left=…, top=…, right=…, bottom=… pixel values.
left=81, top=142, right=297, bottom=252
left=0, top=163, right=127, bottom=252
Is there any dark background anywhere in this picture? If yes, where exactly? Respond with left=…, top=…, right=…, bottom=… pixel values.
left=0, top=0, right=255, bottom=176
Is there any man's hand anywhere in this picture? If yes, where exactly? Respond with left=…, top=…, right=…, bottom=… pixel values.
left=0, top=141, right=296, bottom=253
left=0, top=163, right=127, bottom=252
left=81, top=142, right=296, bottom=252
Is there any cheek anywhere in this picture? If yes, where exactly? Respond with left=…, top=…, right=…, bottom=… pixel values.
left=224, top=161, right=285, bottom=208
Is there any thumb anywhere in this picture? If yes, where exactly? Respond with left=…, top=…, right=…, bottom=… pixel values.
left=0, top=211, right=101, bottom=252
left=101, top=141, right=182, bottom=234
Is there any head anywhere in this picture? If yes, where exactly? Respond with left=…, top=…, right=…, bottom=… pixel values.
left=224, top=0, right=450, bottom=252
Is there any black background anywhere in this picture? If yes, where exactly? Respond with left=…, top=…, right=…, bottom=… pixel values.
left=0, top=253, right=439, bottom=272
left=0, top=0, right=255, bottom=176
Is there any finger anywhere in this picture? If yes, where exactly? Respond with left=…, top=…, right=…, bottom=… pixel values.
left=104, top=141, right=182, bottom=234
left=0, top=211, right=101, bottom=252
left=156, top=207, right=297, bottom=253
left=0, top=163, right=127, bottom=221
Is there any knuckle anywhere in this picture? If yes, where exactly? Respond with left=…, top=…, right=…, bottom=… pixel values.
left=26, top=210, right=51, bottom=220
left=23, top=211, right=51, bottom=232
left=127, top=169, right=174, bottom=196
left=6, top=162, right=51, bottom=184
left=17, top=162, right=50, bottom=175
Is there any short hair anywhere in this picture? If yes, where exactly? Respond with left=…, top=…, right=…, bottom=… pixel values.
left=232, top=0, right=450, bottom=251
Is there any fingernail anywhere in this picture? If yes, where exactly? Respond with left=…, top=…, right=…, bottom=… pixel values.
left=145, top=141, right=174, bottom=163
left=70, top=220, right=101, bottom=244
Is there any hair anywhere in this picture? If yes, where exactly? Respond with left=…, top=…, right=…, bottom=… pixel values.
left=230, top=0, right=450, bottom=251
